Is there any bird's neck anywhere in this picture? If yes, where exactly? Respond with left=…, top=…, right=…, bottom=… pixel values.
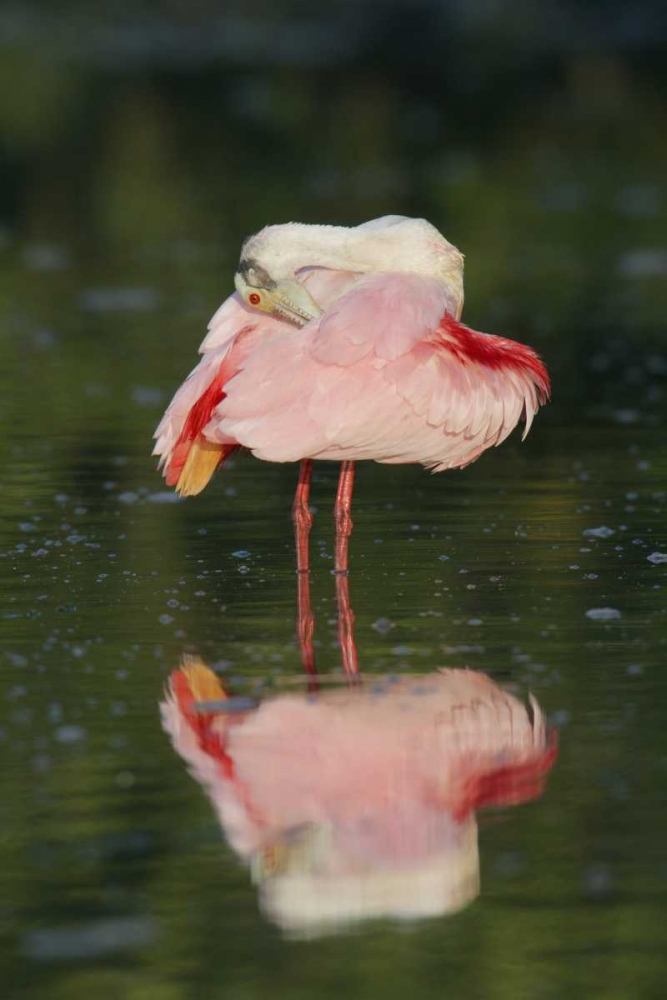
left=283, top=222, right=464, bottom=316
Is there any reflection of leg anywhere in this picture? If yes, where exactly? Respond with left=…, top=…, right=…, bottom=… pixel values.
left=292, top=459, right=314, bottom=573
left=292, top=460, right=317, bottom=685
left=335, top=571, right=359, bottom=682
left=333, top=461, right=355, bottom=574
left=296, top=568, right=317, bottom=687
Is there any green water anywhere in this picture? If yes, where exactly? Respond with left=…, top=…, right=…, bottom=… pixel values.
left=1, top=3, right=667, bottom=997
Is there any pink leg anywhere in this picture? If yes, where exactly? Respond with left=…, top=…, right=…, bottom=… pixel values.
left=333, top=461, right=355, bottom=574
left=292, top=460, right=317, bottom=685
left=292, top=460, right=313, bottom=574
left=335, top=571, right=359, bottom=682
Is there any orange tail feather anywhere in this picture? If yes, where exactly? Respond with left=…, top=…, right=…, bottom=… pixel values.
left=178, top=656, right=228, bottom=703
left=175, top=437, right=236, bottom=496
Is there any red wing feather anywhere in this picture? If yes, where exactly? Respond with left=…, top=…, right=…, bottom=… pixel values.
left=436, top=314, right=551, bottom=402
left=452, top=730, right=559, bottom=821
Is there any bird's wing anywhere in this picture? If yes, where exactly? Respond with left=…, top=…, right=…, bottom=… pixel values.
left=153, top=292, right=287, bottom=479
left=307, top=272, right=450, bottom=364
left=381, top=309, right=550, bottom=469
left=153, top=270, right=363, bottom=490
left=215, top=273, right=549, bottom=468
left=211, top=273, right=448, bottom=460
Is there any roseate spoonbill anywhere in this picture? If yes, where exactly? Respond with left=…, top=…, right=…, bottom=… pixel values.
left=153, top=216, right=550, bottom=571
left=161, top=659, right=556, bottom=933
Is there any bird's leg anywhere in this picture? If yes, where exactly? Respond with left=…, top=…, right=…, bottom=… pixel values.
left=292, top=459, right=314, bottom=574
left=296, top=566, right=317, bottom=688
left=292, top=460, right=317, bottom=686
left=333, top=461, right=355, bottom=574
left=335, top=570, right=359, bottom=682
left=333, top=461, right=358, bottom=680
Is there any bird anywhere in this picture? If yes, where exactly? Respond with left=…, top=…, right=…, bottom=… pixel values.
left=161, top=657, right=556, bottom=933
left=153, top=216, right=550, bottom=571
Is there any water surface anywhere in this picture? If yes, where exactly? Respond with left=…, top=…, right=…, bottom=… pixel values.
left=1, top=6, right=667, bottom=997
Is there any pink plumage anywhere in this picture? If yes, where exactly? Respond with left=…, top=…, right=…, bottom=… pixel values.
left=153, top=217, right=550, bottom=567
left=155, top=271, right=548, bottom=474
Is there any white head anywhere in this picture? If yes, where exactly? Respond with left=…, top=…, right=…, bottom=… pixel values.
left=234, top=215, right=464, bottom=325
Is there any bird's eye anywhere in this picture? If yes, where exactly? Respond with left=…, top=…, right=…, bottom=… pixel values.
left=248, top=291, right=262, bottom=307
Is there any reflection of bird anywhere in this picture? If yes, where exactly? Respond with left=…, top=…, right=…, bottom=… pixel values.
left=154, top=217, right=550, bottom=569
left=161, top=658, right=557, bottom=935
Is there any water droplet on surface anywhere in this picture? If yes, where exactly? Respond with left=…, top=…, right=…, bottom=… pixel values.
left=371, top=617, right=395, bottom=635
left=583, top=863, right=614, bottom=901
left=585, top=607, right=622, bottom=621
left=147, top=491, right=181, bottom=504
left=21, top=915, right=157, bottom=961
left=54, top=725, right=86, bottom=744
left=131, top=386, right=164, bottom=407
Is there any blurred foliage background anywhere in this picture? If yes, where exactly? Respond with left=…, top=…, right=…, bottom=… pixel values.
left=1, top=2, right=667, bottom=998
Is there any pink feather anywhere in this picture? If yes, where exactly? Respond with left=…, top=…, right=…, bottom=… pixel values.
left=154, top=270, right=549, bottom=480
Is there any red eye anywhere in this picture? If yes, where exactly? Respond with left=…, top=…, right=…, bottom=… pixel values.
left=248, top=292, right=261, bottom=306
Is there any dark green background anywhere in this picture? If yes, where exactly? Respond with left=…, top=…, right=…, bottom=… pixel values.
left=1, top=2, right=666, bottom=997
